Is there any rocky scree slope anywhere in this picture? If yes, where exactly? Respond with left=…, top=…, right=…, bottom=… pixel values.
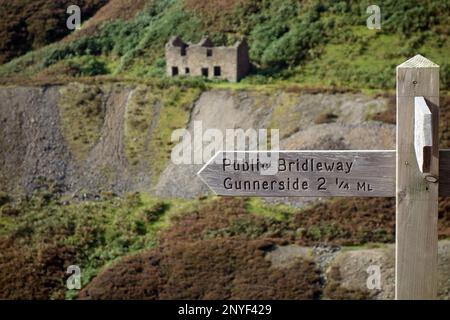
left=0, top=85, right=395, bottom=198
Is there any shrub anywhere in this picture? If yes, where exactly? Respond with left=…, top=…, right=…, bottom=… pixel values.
left=0, top=191, right=171, bottom=299
left=0, top=204, right=20, bottom=217
left=293, top=198, right=396, bottom=246
left=0, top=192, right=11, bottom=207
left=141, top=202, right=169, bottom=223
left=249, top=0, right=324, bottom=69
left=314, top=112, right=338, bottom=124
left=440, top=63, right=450, bottom=90
left=0, top=237, right=77, bottom=299
left=0, top=193, right=448, bottom=299
left=380, top=0, right=448, bottom=37
left=0, top=1, right=108, bottom=64
left=160, top=197, right=402, bottom=247
left=79, top=238, right=322, bottom=300
left=79, top=248, right=162, bottom=299
left=368, top=94, right=396, bottom=124
left=71, top=56, right=108, bottom=76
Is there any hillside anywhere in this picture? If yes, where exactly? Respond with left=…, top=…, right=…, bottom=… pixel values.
left=3, top=84, right=450, bottom=198
left=0, top=0, right=109, bottom=64
left=0, top=84, right=393, bottom=196
left=0, top=0, right=449, bottom=90
left=1, top=83, right=450, bottom=300
left=0, top=0, right=449, bottom=300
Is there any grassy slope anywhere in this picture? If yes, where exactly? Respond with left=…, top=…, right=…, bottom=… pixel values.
left=55, top=81, right=202, bottom=185
left=123, top=84, right=201, bottom=180
left=0, top=190, right=204, bottom=299
left=58, top=83, right=105, bottom=162
left=0, top=0, right=448, bottom=91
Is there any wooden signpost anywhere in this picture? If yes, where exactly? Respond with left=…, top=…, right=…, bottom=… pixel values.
left=198, top=55, right=446, bottom=300
left=396, top=56, right=440, bottom=300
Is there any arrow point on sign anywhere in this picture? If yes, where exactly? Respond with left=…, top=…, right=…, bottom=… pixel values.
left=197, top=150, right=223, bottom=176
left=197, top=151, right=222, bottom=196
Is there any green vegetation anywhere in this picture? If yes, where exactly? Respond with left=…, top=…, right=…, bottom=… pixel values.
left=66, top=56, right=109, bottom=77
left=37, top=55, right=110, bottom=79
left=268, top=92, right=303, bottom=139
left=246, top=198, right=295, bottom=221
left=124, top=86, right=155, bottom=166
left=1, top=192, right=449, bottom=299
left=0, top=0, right=108, bottom=64
left=56, top=81, right=201, bottom=176
left=124, top=84, right=201, bottom=181
left=0, top=0, right=449, bottom=300
left=149, top=86, right=201, bottom=181
left=58, top=83, right=105, bottom=162
left=0, top=0, right=448, bottom=90
left=79, top=237, right=322, bottom=300
left=0, top=192, right=11, bottom=206
left=0, top=186, right=205, bottom=299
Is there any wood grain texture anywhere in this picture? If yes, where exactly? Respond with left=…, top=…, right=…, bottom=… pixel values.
left=396, top=55, right=439, bottom=300
left=414, top=96, right=433, bottom=173
left=198, top=151, right=396, bottom=197
left=198, top=149, right=450, bottom=197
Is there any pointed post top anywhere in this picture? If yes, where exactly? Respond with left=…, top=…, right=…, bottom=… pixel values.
left=397, top=54, right=439, bottom=69
left=397, top=55, right=440, bottom=97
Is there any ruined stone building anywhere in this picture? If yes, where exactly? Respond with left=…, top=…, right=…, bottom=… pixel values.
left=165, top=36, right=250, bottom=82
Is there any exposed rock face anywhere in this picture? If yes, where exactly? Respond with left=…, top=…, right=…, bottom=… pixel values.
left=0, top=85, right=139, bottom=195
left=0, top=85, right=394, bottom=198
left=438, top=240, right=450, bottom=299
left=155, top=89, right=395, bottom=199
left=0, top=87, right=73, bottom=193
left=326, top=245, right=395, bottom=300
left=282, top=123, right=395, bottom=150
left=76, top=87, right=135, bottom=193
left=266, top=240, right=450, bottom=300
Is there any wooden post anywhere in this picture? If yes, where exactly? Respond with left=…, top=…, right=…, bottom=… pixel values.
left=396, top=55, right=440, bottom=299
